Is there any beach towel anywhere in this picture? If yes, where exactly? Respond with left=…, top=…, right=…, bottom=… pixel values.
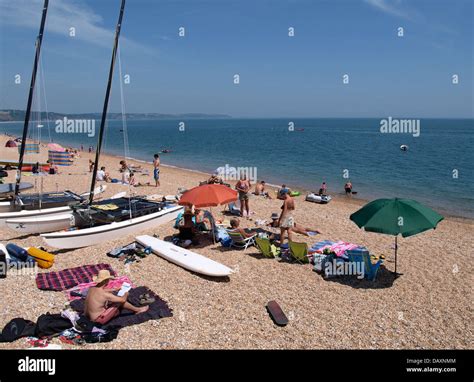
left=36, top=264, right=116, bottom=291
left=70, top=286, right=172, bottom=329
left=65, top=276, right=134, bottom=301
left=312, top=240, right=359, bottom=257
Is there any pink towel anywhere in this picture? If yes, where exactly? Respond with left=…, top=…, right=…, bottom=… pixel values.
left=65, top=276, right=134, bottom=301
left=317, top=241, right=359, bottom=257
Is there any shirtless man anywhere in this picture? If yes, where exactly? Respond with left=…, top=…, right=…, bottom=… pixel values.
left=84, top=278, right=148, bottom=325
left=153, top=154, right=160, bottom=187
left=235, top=174, right=251, bottom=218
left=254, top=181, right=272, bottom=199
left=278, top=191, right=295, bottom=244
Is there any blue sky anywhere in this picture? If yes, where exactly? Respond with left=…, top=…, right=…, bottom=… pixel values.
left=0, top=0, right=472, bottom=117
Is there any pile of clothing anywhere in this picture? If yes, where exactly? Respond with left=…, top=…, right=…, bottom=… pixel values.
left=107, top=243, right=151, bottom=264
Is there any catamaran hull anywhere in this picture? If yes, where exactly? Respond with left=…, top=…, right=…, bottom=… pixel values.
left=0, top=201, right=12, bottom=213
left=0, top=185, right=106, bottom=227
left=6, top=213, right=73, bottom=234
left=0, top=206, right=72, bottom=228
left=4, top=190, right=124, bottom=234
left=41, top=205, right=183, bottom=249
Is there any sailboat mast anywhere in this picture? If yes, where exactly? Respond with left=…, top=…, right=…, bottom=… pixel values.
left=15, top=0, right=49, bottom=196
left=89, top=0, right=126, bottom=204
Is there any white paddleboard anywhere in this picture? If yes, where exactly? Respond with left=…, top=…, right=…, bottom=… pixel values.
left=136, top=235, right=233, bottom=277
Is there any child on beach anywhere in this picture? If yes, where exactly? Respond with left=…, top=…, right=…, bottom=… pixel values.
left=89, top=160, right=94, bottom=172
left=277, top=184, right=291, bottom=199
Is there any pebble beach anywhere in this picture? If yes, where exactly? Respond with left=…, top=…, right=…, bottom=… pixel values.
left=0, top=135, right=472, bottom=350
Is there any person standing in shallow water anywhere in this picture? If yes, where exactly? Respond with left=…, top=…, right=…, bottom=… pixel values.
left=344, top=180, right=353, bottom=197
left=153, top=154, right=160, bottom=187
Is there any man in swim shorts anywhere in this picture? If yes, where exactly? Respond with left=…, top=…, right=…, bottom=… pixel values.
left=153, top=153, right=160, bottom=187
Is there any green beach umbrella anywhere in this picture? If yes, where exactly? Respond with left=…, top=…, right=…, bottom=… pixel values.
left=350, top=198, right=444, bottom=276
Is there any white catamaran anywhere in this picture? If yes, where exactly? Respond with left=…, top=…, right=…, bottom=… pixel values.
left=40, top=0, right=183, bottom=249
left=0, top=0, right=106, bottom=226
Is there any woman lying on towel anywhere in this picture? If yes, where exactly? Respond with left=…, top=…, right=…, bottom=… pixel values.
left=84, top=272, right=148, bottom=325
left=267, top=213, right=321, bottom=237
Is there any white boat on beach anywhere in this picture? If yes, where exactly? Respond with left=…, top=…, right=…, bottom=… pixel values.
left=0, top=185, right=106, bottom=227
left=5, top=190, right=124, bottom=234
left=41, top=201, right=183, bottom=249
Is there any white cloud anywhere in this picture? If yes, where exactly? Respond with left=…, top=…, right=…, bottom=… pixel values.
left=364, top=0, right=410, bottom=19
left=0, top=0, right=155, bottom=55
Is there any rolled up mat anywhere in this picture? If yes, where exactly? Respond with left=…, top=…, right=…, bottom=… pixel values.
left=6, top=243, right=36, bottom=266
left=27, top=247, right=54, bottom=269
left=6, top=243, right=28, bottom=261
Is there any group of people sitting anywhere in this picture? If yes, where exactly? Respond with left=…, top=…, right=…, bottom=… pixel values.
left=175, top=205, right=213, bottom=246
left=94, top=160, right=150, bottom=187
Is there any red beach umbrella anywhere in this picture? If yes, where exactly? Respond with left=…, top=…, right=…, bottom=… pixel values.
left=179, top=184, right=237, bottom=208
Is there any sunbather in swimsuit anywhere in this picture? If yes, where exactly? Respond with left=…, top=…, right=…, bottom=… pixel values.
left=278, top=193, right=295, bottom=244
left=84, top=278, right=148, bottom=325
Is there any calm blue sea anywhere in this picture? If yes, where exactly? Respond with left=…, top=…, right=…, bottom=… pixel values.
left=2, top=118, right=473, bottom=218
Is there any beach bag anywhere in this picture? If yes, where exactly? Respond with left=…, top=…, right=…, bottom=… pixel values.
left=0, top=318, right=36, bottom=342
left=27, top=247, right=55, bottom=269
left=35, top=313, right=73, bottom=338
left=312, top=253, right=328, bottom=273
left=220, top=236, right=232, bottom=248
left=215, top=226, right=229, bottom=243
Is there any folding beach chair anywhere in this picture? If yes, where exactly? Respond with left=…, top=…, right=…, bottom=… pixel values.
left=289, top=241, right=309, bottom=264
left=255, top=237, right=279, bottom=258
left=345, top=249, right=383, bottom=281
left=226, top=229, right=256, bottom=250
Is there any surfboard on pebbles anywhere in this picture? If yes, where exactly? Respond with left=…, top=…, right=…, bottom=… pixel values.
left=135, top=235, right=233, bottom=277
